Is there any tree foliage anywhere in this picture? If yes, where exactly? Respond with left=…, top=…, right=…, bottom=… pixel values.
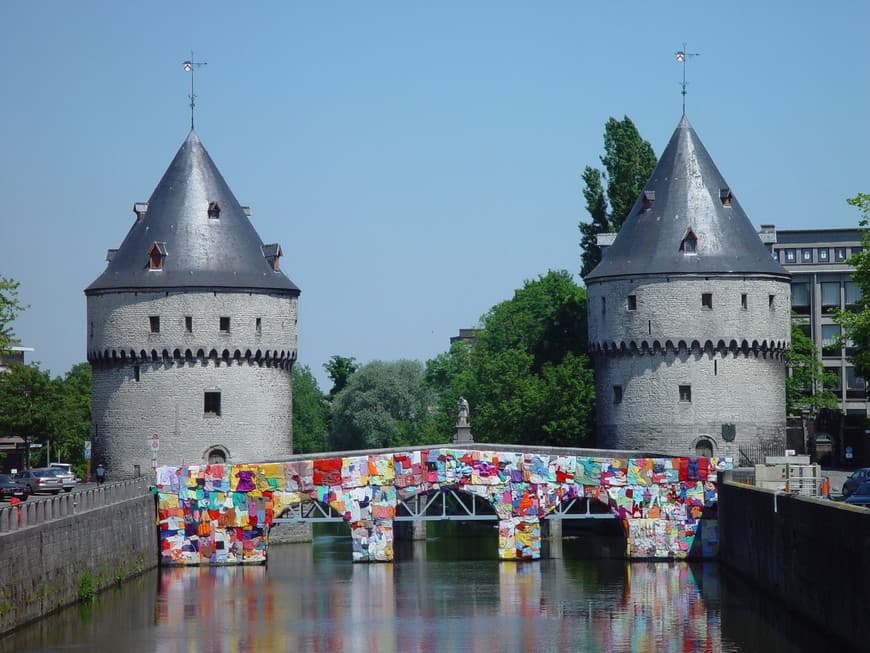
left=0, top=362, right=91, bottom=470
left=785, top=321, right=838, bottom=415
left=324, top=355, right=358, bottom=398
left=579, top=116, right=657, bottom=277
left=292, top=364, right=329, bottom=454
left=329, top=359, right=439, bottom=451
left=0, top=277, right=27, bottom=353
left=835, top=193, right=870, bottom=379
left=425, top=270, right=596, bottom=447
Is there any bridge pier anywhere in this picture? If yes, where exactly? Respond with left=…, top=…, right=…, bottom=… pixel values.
left=394, top=520, right=426, bottom=541
left=544, top=518, right=563, bottom=559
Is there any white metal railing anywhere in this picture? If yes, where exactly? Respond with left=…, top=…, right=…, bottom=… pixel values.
left=0, top=477, right=151, bottom=534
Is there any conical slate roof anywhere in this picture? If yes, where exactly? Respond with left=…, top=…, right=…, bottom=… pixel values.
left=86, top=130, right=299, bottom=294
left=585, top=117, right=789, bottom=282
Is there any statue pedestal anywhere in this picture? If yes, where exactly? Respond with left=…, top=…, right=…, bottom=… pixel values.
left=453, top=425, right=473, bottom=444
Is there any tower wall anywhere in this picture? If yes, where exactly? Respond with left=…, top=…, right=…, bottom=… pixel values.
left=87, top=289, right=297, bottom=476
left=588, top=276, right=790, bottom=457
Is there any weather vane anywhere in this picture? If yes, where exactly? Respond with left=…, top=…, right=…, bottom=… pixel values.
left=675, top=43, right=700, bottom=116
left=182, top=51, right=207, bottom=130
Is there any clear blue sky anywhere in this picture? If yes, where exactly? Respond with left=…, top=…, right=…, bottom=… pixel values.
left=3, top=1, right=869, bottom=390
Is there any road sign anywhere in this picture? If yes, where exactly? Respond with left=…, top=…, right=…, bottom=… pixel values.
left=84, top=441, right=92, bottom=460
left=149, top=434, right=160, bottom=452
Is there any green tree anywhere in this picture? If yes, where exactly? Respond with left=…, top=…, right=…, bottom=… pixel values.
left=835, top=193, right=870, bottom=379
left=786, top=321, right=838, bottom=415
left=46, top=363, right=92, bottom=467
left=292, top=364, right=329, bottom=454
left=324, top=355, right=358, bottom=398
left=425, top=270, right=596, bottom=447
left=579, top=116, right=657, bottom=277
left=0, top=276, right=27, bottom=353
left=0, top=362, right=53, bottom=468
left=329, top=359, right=438, bottom=451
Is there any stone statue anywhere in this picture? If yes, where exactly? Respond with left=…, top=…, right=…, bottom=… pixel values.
left=457, top=396, right=470, bottom=427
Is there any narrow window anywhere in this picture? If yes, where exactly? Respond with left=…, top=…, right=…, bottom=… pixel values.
left=801, top=248, right=813, bottom=263
left=613, top=385, right=623, bottom=404
left=208, top=201, right=221, bottom=219
left=835, top=247, right=847, bottom=262
left=185, top=316, right=193, bottom=333
left=852, top=246, right=864, bottom=257
left=679, top=385, right=692, bottom=402
left=784, top=249, right=796, bottom=263
left=204, top=391, right=222, bottom=416
left=89, top=321, right=94, bottom=338
left=702, top=293, right=713, bottom=309
left=818, top=248, right=829, bottom=262
left=714, top=360, right=718, bottom=376
left=648, top=320, right=652, bottom=335
left=134, top=366, right=140, bottom=382
left=601, top=297, right=606, bottom=315
left=627, top=295, right=637, bottom=311
left=220, top=317, right=231, bottom=332
left=741, top=293, right=748, bottom=309
left=680, top=228, right=698, bottom=254
left=149, top=316, right=160, bottom=333
left=256, top=317, right=262, bottom=335
left=769, top=294, right=775, bottom=309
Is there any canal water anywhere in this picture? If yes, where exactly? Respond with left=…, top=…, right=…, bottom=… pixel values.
left=1, top=524, right=852, bottom=653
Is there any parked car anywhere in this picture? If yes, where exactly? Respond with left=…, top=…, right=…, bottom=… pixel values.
left=14, top=468, right=64, bottom=495
left=844, top=481, right=870, bottom=507
left=0, top=473, right=30, bottom=501
left=45, top=467, right=78, bottom=492
left=841, top=467, right=870, bottom=497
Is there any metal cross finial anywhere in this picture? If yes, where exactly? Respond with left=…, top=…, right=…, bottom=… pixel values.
left=675, top=43, right=700, bottom=116
left=182, top=51, right=207, bottom=130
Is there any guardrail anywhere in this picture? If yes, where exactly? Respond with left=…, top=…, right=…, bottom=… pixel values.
left=0, top=477, right=151, bottom=534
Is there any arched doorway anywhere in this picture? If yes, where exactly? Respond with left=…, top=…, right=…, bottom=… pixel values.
left=695, top=437, right=714, bottom=457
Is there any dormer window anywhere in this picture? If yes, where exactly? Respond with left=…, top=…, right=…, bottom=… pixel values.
left=680, top=229, right=697, bottom=254
left=262, top=243, right=282, bottom=272
left=207, top=201, right=221, bottom=219
left=147, top=242, right=167, bottom=271
left=720, top=189, right=733, bottom=207
left=642, top=190, right=655, bottom=210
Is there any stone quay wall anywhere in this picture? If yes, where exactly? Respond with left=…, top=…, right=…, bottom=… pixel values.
left=0, top=480, right=158, bottom=636
left=718, top=477, right=870, bottom=651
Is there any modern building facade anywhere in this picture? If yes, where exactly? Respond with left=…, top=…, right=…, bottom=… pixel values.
left=768, top=228, right=866, bottom=415
left=85, top=130, right=300, bottom=477
left=585, top=116, right=791, bottom=460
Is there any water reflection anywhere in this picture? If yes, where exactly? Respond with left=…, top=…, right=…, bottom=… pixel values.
left=0, top=532, right=851, bottom=653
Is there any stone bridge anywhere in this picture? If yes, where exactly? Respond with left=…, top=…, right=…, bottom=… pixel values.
left=154, top=444, right=732, bottom=565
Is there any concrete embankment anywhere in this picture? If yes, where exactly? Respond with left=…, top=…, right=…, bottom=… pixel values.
left=0, top=480, right=158, bottom=635
left=719, top=477, right=869, bottom=651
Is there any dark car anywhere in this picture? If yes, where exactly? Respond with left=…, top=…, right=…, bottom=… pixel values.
left=14, top=469, right=64, bottom=495
left=841, top=467, right=870, bottom=497
left=0, top=473, right=29, bottom=501
left=844, top=481, right=870, bottom=506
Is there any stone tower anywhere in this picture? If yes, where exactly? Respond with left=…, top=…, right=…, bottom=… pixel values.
left=85, top=131, right=300, bottom=476
left=585, top=117, right=790, bottom=459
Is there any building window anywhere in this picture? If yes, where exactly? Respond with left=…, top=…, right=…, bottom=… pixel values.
left=207, top=201, right=221, bottom=219
left=821, top=282, right=841, bottom=314
left=801, top=248, right=813, bottom=263
left=185, top=316, right=193, bottom=333
left=824, top=367, right=841, bottom=392
left=772, top=249, right=781, bottom=262
left=679, top=385, right=692, bottom=402
left=784, top=249, right=796, bottom=263
left=149, top=316, right=160, bottom=333
left=846, top=367, right=865, bottom=399
left=627, top=295, right=637, bottom=311
left=852, top=246, right=864, bottom=258
left=147, top=241, right=167, bottom=270
left=835, top=247, right=847, bottom=262
left=601, top=297, right=606, bottom=315
left=256, top=317, right=262, bottom=335
left=741, top=293, right=748, bottom=310
left=791, top=283, right=810, bottom=315
left=219, top=317, right=231, bottom=333
left=822, top=324, right=841, bottom=357
left=719, top=189, right=732, bottom=207
left=769, top=294, right=775, bottom=309
left=818, top=248, right=829, bottom=262
left=134, top=366, right=140, bottom=382
left=613, top=385, right=623, bottom=403
left=701, top=293, right=713, bottom=309
left=680, top=228, right=698, bottom=254
left=845, top=281, right=862, bottom=310
left=204, top=391, right=222, bottom=416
